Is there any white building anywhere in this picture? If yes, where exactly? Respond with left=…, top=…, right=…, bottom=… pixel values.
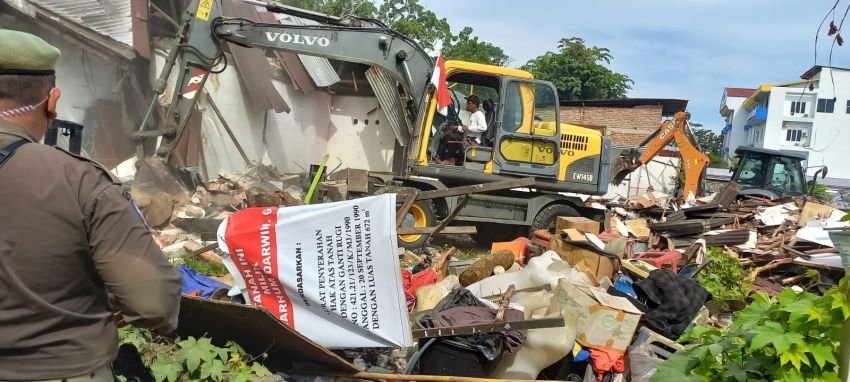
left=720, top=66, right=850, bottom=184
left=719, top=87, right=756, bottom=159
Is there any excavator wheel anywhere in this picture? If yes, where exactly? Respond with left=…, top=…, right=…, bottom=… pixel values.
left=375, top=185, right=436, bottom=250
left=530, top=203, right=580, bottom=235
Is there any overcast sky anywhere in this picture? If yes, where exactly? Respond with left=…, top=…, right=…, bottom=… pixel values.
left=421, top=0, right=850, bottom=132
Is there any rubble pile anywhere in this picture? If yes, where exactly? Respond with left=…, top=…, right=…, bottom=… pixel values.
left=604, top=182, right=847, bottom=297
left=396, top=182, right=848, bottom=380
left=134, top=162, right=847, bottom=381
left=133, top=163, right=306, bottom=256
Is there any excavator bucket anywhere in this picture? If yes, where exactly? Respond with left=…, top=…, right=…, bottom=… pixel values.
left=610, top=148, right=642, bottom=185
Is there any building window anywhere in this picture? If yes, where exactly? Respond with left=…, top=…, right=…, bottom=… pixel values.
left=791, top=101, right=807, bottom=115
left=846, top=100, right=850, bottom=113
left=817, top=98, right=835, bottom=113
left=786, top=129, right=803, bottom=142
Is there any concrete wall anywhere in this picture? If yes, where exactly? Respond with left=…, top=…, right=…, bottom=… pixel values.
left=559, top=105, right=662, bottom=146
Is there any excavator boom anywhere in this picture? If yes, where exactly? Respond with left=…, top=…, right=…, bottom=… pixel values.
left=141, top=0, right=434, bottom=161
left=610, top=111, right=709, bottom=197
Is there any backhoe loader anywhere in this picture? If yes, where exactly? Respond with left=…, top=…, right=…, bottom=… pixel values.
left=138, top=0, right=614, bottom=247
left=610, top=111, right=827, bottom=200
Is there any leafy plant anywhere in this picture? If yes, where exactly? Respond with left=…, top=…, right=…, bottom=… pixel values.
left=118, top=327, right=272, bottom=382
left=652, top=276, right=850, bottom=382
left=695, top=247, right=751, bottom=310
left=183, top=256, right=229, bottom=277
left=811, top=184, right=831, bottom=203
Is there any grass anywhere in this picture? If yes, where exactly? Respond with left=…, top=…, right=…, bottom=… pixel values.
left=184, top=256, right=229, bottom=277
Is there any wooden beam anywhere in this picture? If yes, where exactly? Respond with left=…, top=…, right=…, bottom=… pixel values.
left=395, top=189, right=420, bottom=227
left=430, top=195, right=471, bottom=237
left=397, top=226, right=477, bottom=235
left=417, top=178, right=536, bottom=200
left=411, top=317, right=565, bottom=339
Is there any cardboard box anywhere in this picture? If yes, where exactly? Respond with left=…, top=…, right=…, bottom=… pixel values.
left=555, top=279, right=642, bottom=352
left=556, top=216, right=601, bottom=234
left=550, top=233, right=617, bottom=283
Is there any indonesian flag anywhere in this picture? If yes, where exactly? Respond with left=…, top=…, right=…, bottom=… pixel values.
left=430, top=53, right=451, bottom=116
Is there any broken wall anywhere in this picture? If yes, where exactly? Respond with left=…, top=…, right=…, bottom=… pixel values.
left=153, top=49, right=398, bottom=177
left=0, top=14, right=128, bottom=156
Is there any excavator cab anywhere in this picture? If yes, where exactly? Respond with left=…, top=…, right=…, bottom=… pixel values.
left=731, top=147, right=809, bottom=199
left=415, top=61, right=611, bottom=195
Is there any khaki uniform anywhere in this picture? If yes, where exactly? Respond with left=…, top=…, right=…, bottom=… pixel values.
left=0, top=120, right=182, bottom=381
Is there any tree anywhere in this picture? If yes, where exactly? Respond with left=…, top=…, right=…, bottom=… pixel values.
left=442, top=27, right=510, bottom=66
left=277, top=0, right=377, bottom=18
left=375, top=0, right=450, bottom=51
left=692, top=127, right=726, bottom=167
left=275, top=0, right=507, bottom=63
left=521, top=37, right=633, bottom=100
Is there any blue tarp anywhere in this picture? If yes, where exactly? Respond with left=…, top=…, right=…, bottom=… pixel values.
left=178, top=264, right=230, bottom=298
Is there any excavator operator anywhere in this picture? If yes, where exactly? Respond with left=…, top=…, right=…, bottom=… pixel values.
left=435, top=95, right=488, bottom=165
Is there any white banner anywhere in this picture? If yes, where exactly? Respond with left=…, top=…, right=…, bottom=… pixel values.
left=217, top=194, right=412, bottom=348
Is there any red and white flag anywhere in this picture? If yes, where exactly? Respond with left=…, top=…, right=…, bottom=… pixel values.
left=430, top=53, right=451, bottom=116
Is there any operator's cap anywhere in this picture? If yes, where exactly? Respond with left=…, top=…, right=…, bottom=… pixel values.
left=465, top=94, right=480, bottom=106
left=0, top=29, right=61, bottom=75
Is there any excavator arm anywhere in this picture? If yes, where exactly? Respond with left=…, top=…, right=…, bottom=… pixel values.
left=139, top=0, right=434, bottom=160
left=610, top=111, right=709, bottom=197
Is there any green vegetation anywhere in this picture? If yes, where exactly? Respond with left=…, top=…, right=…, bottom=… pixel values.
left=521, top=37, right=633, bottom=100
left=695, top=248, right=751, bottom=311
left=652, top=277, right=850, bottom=382
left=811, top=184, right=831, bottom=203
left=119, top=327, right=272, bottom=382
left=183, top=256, right=229, bottom=277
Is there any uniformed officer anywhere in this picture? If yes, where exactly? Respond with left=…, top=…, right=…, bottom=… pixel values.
left=0, top=29, right=182, bottom=381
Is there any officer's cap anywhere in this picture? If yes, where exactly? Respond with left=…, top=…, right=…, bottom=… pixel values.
left=0, top=29, right=60, bottom=75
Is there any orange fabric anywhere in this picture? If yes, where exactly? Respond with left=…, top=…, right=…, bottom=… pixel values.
left=589, top=348, right=625, bottom=380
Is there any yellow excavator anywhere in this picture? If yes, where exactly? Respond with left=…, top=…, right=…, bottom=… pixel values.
left=139, top=0, right=613, bottom=247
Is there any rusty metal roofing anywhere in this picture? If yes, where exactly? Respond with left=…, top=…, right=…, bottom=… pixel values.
left=28, top=0, right=133, bottom=47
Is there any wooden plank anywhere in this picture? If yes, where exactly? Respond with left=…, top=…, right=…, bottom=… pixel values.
left=417, top=178, right=536, bottom=200
left=430, top=195, right=471, bottom=236
left=411, top=317, right=565, bottom=339
left=494, top=285, right=516, bottom=322
left=397, top=226, right=477, bottom=235
left=798, top=201, right=835, bottom=227
left=395, top=189, right=420, bottom=227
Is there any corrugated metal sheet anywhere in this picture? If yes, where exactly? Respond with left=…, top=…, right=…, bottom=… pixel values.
left=273, top=13, right=341, bottom=87
left=29, top=0, right=133, bottom=47
left=365, top=66, right=410, bottom=146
